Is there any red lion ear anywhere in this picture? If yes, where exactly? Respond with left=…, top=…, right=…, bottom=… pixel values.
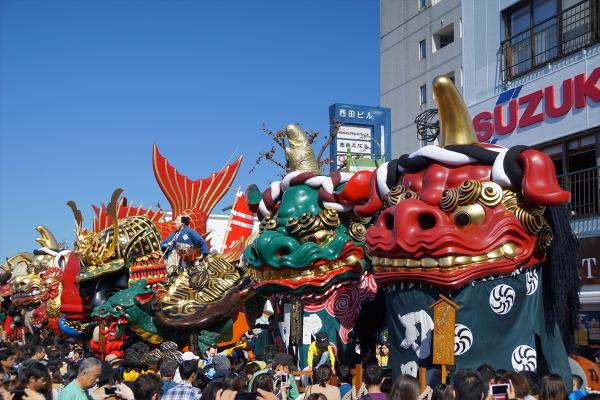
left=354, top=171, right=385, bottom=217
left=338, top=170, right=373, bottom=205
left=519, top=149, right=571, bottom=206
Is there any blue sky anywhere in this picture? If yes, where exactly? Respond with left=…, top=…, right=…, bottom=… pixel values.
left=0, top=1, right=380, bottom=259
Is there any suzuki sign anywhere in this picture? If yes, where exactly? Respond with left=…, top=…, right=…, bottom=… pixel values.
left=469, top=61, right=600, bottom=147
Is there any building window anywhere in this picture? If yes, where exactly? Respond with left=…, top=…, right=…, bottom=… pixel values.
left=500, top=0, right=599, bottom=81
left=419, top=0, right=428, bottom=10
left=537, top=132, right=599, bottom=218
left=432, top=23, right=455, bottom=52
left=419, top=39, right=427, bottom=59
left=419, top=85, right=427, bottom=105
left=446, top=70, right=455, bottom=84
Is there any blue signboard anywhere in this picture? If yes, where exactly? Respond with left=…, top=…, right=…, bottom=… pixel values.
left=329, top=103, right=391, bottom=173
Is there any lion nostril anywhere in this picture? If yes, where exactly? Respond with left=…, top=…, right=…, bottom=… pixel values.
left=276, top=248, right=290, bottom=257
left=384, top=213, right=395, bottom=230
left=418, top=213, right=436, bottom=230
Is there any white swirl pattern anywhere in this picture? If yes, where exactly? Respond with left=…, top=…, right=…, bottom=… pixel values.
left=511, top=345, right=537, bottom=372
left=489, top=284, right=516, bottom=315
left=454, top=324, right=473, bottom=355
left=526, top=270, right=539, bottom=295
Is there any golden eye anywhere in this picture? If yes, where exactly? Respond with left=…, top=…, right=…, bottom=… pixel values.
left=452, top=204, right=485, bottom=229
left=301, top=230, right=333, bottom=246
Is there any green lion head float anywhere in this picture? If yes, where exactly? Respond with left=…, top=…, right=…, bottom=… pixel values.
left=244, top=125, right=379, bottom=362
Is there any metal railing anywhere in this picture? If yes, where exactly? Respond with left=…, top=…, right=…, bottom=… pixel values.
left=500, top=0, right=600, bottom=82
left=558, top=166, right=600, bottom=219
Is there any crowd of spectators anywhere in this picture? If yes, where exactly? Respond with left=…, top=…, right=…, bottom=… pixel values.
left=0, top=330, right=595, bottom=400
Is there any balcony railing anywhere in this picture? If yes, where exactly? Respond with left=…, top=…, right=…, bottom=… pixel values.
left=500, top=0, right=600, bottom=82
left=558, top=166, right=600, bottom=219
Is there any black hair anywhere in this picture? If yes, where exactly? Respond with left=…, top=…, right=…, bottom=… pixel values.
left=181, top=216, right=191, bottom=225
left=193, top=369, right=210, bottom=391
left=21, top=360, right=50, bottom=382
left=64, top=363, right=80, bottom=385
left=573, top=375, right=584, bottom=390
left=306, top=394, right=328, bottom=400
left=223, top=373, right=243, bottom=391
left=476, top=364, right=495, bottom=384
left=539, top=373, right=568, bottom=400
left=159, top=359, right=178, bottom=378
left=17, top=360, right=52, bottom=399
left=243, top=362, right=262, bottom=381
left=47, top=364, right=63, bottom=384
left=315, top=364, right=332, bottom=388
left=252, top=373, right=275, bottom=393
left=202, top=381, right=225, bottom=400
left=30, top=345, right=45, bottom=357
left=543, top=205, right=580, bottom=350
left=520, top=371, right=540, bottom=395
left=133, top=373, right=162, bottom=400
left=389, top=374, right=420, bottom=400
left=179, top=360, right=198, bottom=381
left=453, top=369, right=485, bottom=400
left=336, top=364, right=353, bottom=384
left=0, top=348, right=15, bottom=361
left=363, top=364, right=384, bottom=387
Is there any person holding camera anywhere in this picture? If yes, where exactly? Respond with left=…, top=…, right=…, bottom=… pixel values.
left=272, top=354, right=299, bottom=400
left=89, top=360, right=134, bottom=400
left=247, top=353, right=300, bottom=400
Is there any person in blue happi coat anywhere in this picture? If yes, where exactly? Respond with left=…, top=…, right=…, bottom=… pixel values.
left=161, top=215, right=209, bottom=275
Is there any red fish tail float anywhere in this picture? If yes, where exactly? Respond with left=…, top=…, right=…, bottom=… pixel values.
left=63, top=145, right=252, bottom=357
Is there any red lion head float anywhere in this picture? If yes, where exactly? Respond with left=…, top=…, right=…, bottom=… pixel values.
left=355, top=75, right=576, bottom=288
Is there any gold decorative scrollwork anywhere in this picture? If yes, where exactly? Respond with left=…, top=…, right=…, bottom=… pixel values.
left=259, top=217, right=277, bottom=232
left=160, top=255, right=243, bottom=317
left=386, top=185, right=407, bottom=207
left=537, top=223, right=553, bottom=250
left=320, top=209, right=340, bottom=228
left=387, top=185, right=421, bottom=207
left=458, top=180, right=482, bottom=205
left=348, top=223, right=367, bottom=242
left=479, top=182, right=503, bottom=207
left=283, top=210, right=341, bottom=244
left=441, top=188, right=460, bottom=212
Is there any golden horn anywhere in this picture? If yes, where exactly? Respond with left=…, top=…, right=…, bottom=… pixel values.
left=285, top=124, right=321, bottom=173
left=101, top=188, right=124, bottom=261
left=7, top=252, right=34, bottom=266
left=35, top=225, right=60, bottom=251
left=432, top=75, right=477, bottom=146
left=66, top=200, right=84, bottom=233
